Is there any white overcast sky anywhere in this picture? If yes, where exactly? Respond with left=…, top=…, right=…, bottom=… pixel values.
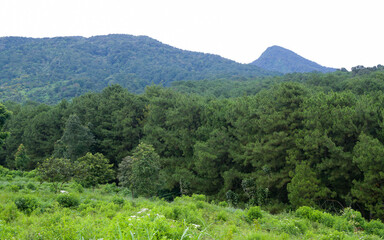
left=1, top=0, right=383, bottom=70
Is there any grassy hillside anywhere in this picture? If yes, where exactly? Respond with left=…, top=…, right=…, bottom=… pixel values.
left=1, top=167, right=383, bottom=239
left=0, top=35, right=277, bottom=104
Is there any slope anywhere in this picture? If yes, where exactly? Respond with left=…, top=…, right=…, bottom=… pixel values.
left=251, top=45, right=336, bottom=74
left=0, top=34, right=277, bottom=103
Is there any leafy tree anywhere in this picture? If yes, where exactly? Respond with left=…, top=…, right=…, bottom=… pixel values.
left=37, top=157, right=74, bottom=193
left=14, top=144, right=31, bottom=171
left=75, top=152, right=114, bottom=188
left=118, top=143, right=161, bottom=198
left=57, top=114, right=94, bottom=161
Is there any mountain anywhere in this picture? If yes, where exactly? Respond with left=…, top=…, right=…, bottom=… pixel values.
left=251, top=45, right=336, bottom=74
left=0, top=34, right=277, bottom=103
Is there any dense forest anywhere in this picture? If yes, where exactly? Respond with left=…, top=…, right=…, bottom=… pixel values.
left=1, top=65, right=384, bottom=222
left=0, top=35, right=277, bottom=104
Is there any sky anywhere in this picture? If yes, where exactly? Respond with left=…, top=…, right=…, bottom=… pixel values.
left=1, top=0, right=383, bottom=70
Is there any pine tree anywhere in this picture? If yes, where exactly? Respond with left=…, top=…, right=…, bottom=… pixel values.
left=57, top=114, right=94, bottom=161
left=14, top=144, right=31, bottom=171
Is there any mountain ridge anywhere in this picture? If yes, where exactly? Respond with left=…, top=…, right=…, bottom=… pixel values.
left=251, top=45, right=336, bottom=74
left=0, top=34, right=278, bottom=103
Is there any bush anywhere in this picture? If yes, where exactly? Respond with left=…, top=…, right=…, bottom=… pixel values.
left=218, top=201, right=228, bottom=208
left=364, top=219, right=384, bottom=237
left=296, top=206, right=335, bottom=228
left=111, top=196, right=125, bottom=206
left=5, top=174, right=13, bottom=181
left=24, top=170, right=37, bottom=179
left=0, top=165, right=10, bottom=177
left=192, top=194, right=206, bottom=202
left=70, top=182, right=84, bottom=193
left=217, top=211, right=228, bottom=221
left=0, top=203, right=19, bottom=222
left=341, top=208, right=365, bottom=230
left=14, top=195, right=39, bottom=214
left=334, top=218, right=354, bottom=233
left=57, top=194, right=80, bottom=208
left=247, top=206, right=263, bottom=222
left=7, top=184, right=20, bottom=192
left=103, top=183, right=119, bottom=194
left=26, top=182, right=36, bottom=190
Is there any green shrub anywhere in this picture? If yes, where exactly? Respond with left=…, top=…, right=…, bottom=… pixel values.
left=280, top=220, right=302, bottom=236
left=103, top=183, right=119, bottom=194
left=341, top=207, right=365, bottom=230
left=364, top=219, right=384, bottom=237
left=57, top=194, right=80, bottom=208
left=0, top=165, right=10, bottom=177
left=247, top=206, right=263, bottom=222
left=70, top=182, right=84, bottom=193
left=218, top=201, right=228, bottom=207
left=0, top=203, right=19, bottom=222
left=14, top=195, right=39, bottom=214
left=192, top=194, right=206, bottom=202
left=112, top=196, right=125, bottom=206
left=26, top=182, right=36, bottom=190
left=334, top=218, right=354, bottom=233
left=296, top=206, right=335, bottom=228
left=217, top=210, right=228, bottom=221
left=24, top=170, right=37, bottom=179
left=5, top=174, right=13, bottom=181
left=7, top=184, right=20, bottom=192
left=320, top=212, right=335, bottom=228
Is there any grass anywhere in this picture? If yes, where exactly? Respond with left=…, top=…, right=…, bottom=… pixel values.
left=0, top=173, right=383, bottom=239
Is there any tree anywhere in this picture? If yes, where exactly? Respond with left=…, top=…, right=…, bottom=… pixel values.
left=14, top=144, right=31, bottom=171
left=352, top=134, right=384, bottom=219
left=57, top=114, right=94, bottom=161
left=75, top=152, right=114, bottom=188
left=287, top=162, right=331, bottom=209
left=37, top=157, right=74, bottom=193
left=0, top=103, right=11, bottom=147
left=118, top=143, right=161, bottom=198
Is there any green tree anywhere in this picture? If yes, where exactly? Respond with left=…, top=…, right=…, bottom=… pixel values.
left=287, top=162, right=331, bottom=209
left=14, top=144, right=31, bottom=171
left=57, top=114, right=94, bottom=161
left=75, top=152, right=114, bottom=188
left=352, top=133, right=384, bottom=219
left=0, top=103, right=11, bottom=147
left=118, top=143, right=161, bottom=198
left=37, top=157, right=74, bottom=193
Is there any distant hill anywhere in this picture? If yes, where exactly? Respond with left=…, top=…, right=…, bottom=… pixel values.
left=0, top=34, right=277, bottom=103
left=251, top=45, right=336, bottom=74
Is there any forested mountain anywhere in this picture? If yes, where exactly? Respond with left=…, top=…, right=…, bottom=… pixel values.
left=0, top=34, right=277, bottom=103
left=251, top=45, right=336, bottom=74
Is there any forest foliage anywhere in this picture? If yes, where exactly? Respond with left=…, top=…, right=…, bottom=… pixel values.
left=1, top=66, right=384, bottom=222
left=0, top=35, right=276, bottom=104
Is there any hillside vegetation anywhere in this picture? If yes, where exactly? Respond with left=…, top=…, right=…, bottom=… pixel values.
left=1, top=169, right=384, bottom=239
left=1, top=66, right=384, bottom=225
left=0, top=35, right=276, bottom=103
